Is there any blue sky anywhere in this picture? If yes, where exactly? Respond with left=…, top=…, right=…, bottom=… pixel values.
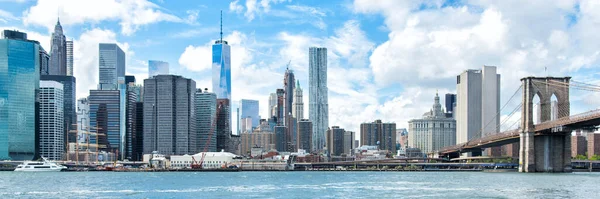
left=1, top=0, right=599, bottom=132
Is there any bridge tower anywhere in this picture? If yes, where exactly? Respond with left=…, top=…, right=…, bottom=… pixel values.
left=520, top=77, right=572, bottom=172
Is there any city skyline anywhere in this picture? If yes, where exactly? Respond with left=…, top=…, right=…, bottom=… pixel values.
left=1, top=0, right=599, bottom=133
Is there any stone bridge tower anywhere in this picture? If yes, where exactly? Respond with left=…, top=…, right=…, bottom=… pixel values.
left=520, top=77, right=571, bottom=172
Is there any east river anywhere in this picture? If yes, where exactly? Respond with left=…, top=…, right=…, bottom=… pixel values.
left=0, top=171, right=598, bottom=198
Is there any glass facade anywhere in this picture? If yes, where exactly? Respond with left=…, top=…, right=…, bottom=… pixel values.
left=211, top=42, right=231, bottom=100
left=0, top=39, right=40, bottom=160
left=239, top=99, right=259, bottom=130
left=98, top=43, right=125, bottom=90
left=88, top=90, right=121, bottom=154
left=195, top=89, right=217, bottom=152
left=308, top=47, right=329, bottom=151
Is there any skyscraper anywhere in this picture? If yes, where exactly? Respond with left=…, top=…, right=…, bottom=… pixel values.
left=409, top=92, right=456, bottom=153
left=360, top=120, right=397, bottom=151
left=455, top=66, right=500, bottom=145
left=49, top=19, right=67, bottom=76
left=284, top=67, right=295, bottom=118
left=276, top=89, right=285, bottom=124
left=212, top=11, right=232, bottom=135
left=239, top=99, right=259, bottom=131
left=445, top=93, right=456, bottom=115
left=309, top=47, right=329, bottom=151
left=88, top=90, right=121, bottom=154
left=343, top=131, right=355, bottom=156
left=66, top=40, right=73, bottom=76
left=0, top=30, right=40, bottom=160
left=148, top=60, right=169, bottom=77
left=195, top=88, right=217, bottom=152
left=76, top=98, right=89, bottom=143
left=297, top=119, right=312, bottom=152
left=268, top=93, right=277, bottom=118
left=326, top=126, right=345, bottom=156
left=40, top=75, right=76, bottom=151
left=39, top=81, right=64, bottom=160
left=98, top=43, right=125, bottom=90
left=39, top=47, right=50, bottom=75
left=216, top=99, right=232, bottom=152
left=293, top=80, right=304, bottom=120
left=143, top=75, right=196, bottom=156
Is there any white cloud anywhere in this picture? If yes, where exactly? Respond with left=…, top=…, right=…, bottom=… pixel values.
left=0, top=9, right=18, bottom=23
left=229, top=0, right=290, bottom=21
left=23, top=0, right=182, bottom=35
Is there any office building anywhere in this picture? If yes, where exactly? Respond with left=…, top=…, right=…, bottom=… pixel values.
left=240, top=120, right=275, bottom=156
left=268, top=93, right=277, bottom=118
left=309, top=47, right=329, bottom=151
left=326, top=126, right=345, bottom=156
left=216, top=99, right=232, bottom=152
left=455, top=66, right=500, bottom=156
left=76, top=98, right=89, bottom=143
left=39, top=81, right=64, bottom=160
left=343, top=131, right=356, bottom=156
left=49, top=19, right=67, bottom=76
left=445, top=93, right=456, bottom=118
left=274, top=125, right=287, bottom=152
left=148, top=60, right=169, bottom=77
left=40, top=75, right=76, bottom=149
left=284, top=67, right=295, bottom=118
left=239, top=99, right=259, bottom=130
left=408, top=93, right=456, bottom=153
left=39, top=47, right=50, bottom=75
left=66, top=40, right=73, bottom=76
left=143, top=75, right=196, bottom=156
left=360, top=120, right=396, bottom=151
left=297, top=119, right=312, bottom=152
left=0, top=30, right=40, bottom=160
left=98, top=43, right=125, bottom=90
left=276, top=89, right=284, bottom=124
left=88, top=90, right=121, bottom=153
left=195, top=88, right=217, bottom=152
left=134, top=101, right=144, bottom=161
left=125, top=85, right=138, bottom=160
left=293, top=80, right=304, bottom=119
left=240, top=117, right=253, bottom=134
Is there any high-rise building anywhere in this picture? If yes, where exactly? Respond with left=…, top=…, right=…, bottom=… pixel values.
left=455, top=66, right=500, bottom=155
left=195, top=88, right=217, bottom=152
left=326, top=126, right=345, bottom=156
left=343, top=131, right=355, bottom=156
left=588, top=133, right=600, bottom=159
left=408, top=92, right=456, bottom=153
left=0, top=31, right=40, bottom=160
left=284, top=68, right=295, bottom=118
left=49, top=19, right=67, bottom=76
left=76, top=98, right=89, bottom=143
left=66, top=40, right=73, bottom=76
left=445, top=93, right=456, bottom=118
left=39, top=81, right=64, bottom=160
left=39, top=47, right=50, bottom=75
left=276, top=89, right=285, bottom=124
left=360, top=120, right=396, bottom=151
left=216, top=99, right=232, bottom=152
left=268, top=93, right=277, bottom=118
left=309, top=47, right=329, bottom=152
left=88, top=90, right=121, bottom=153
left=240, top=117, right=253, bottom=134
left=98, top=43, right=125, bottom=90
left=143, top=75, right=196, bottom=156
left=240, top=120, right=275, bottom=156
left=40, top=75, right=76, bottom=151
left=293, top=80, right=304, bottom=120
left=134, top=101, right=144, bottom=161
left=239, top=99, right=259, bottom=131
left=572, top=135, right=587, bottom=158
left=148, top=60, right=169, bottom=77
left=297, top=119, right=313, bottom=152
left=285, top=114, right=297, bottom=152
left=274, top=125, right=287, bottom=152
left=125, top=84, right=138, bottom=160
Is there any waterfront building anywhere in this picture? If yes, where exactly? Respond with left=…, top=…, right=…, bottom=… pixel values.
left=360, top=120, right=396, bottom=152
left=293, top=80, right=304, bottom=120
left=195, top=88, right=217, bottom=152
left=169, top=151, right=239, bottom=169
left=274, top=126, right=287, bottom=152
left=572, top=135, right=587, bottom=158
left=39, top=81, right=64, bottom=160
left=216, top=99, right=232, bottom=152
left=588, top=133, right=600, bottom=159
left=239, top=99, right=259, bottom=129
left=296, top=119, right=312, bottom=152
left=88, top=90, right=121, bottom=154
left=148, top=60, right=169, bottom=77
left=40, top=75, right=76, bottom=149
left=455, top=66, right=500, bottom=150
left=0, top=30, right=40, bottom=160
left=76, top=98, right=89, bottom=143
left=125, top=82, right=138, bottom=160
left=134, top=101, right=144, bottom=161
left=343, top=131, right=356, bottom=156
left=408, top=92, right=456, bottom=153
left=66, top=40, right=73, bottom=76
left=309, top=47, right=329, bottom=152
left=49, top=19, right=67, bottom=76
left=98, top=43, right=125, bottom=90
left=143, top=75, right=196, bottom=156
left=240, top=120, right=275, bottom=156
left=326, top=126, right=345, bottom=156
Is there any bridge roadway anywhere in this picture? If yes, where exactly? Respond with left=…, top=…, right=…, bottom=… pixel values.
left=438, top=108, right=600, bottom=155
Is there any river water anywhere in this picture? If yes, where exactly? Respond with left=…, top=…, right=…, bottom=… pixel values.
left=0, top=171, right=597, bottom=198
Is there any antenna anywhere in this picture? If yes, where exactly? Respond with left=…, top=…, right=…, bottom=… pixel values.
left=220, top=10, right=223, bottom=42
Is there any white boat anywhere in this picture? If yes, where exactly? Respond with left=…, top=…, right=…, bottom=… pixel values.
left=14, top=157, right=67, bottom=172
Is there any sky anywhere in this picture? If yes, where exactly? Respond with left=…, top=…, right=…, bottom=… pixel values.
left=1, top=0, right=599, bottom=133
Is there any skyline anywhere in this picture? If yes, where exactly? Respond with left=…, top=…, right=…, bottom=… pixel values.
left=2, top=0, right=599, bottom=132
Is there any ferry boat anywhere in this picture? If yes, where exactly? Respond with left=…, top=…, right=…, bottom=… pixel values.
left=14, top=157, right=67, bottom=172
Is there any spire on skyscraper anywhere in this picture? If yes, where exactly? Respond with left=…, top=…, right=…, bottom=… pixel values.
left=220, top=10, right=223, bottom=42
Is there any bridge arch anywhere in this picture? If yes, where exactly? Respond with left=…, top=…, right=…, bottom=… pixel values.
left=521, top=77, right=570, bottom=130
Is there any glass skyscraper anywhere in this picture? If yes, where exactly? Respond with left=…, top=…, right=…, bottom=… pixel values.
left=148, top=60, right=169, bottom=78
left=308, top=47, right=329, bottom=152
left=239, top=99, right=259, bottom=131
left=98, top=43, right=125, bottom=90
left=0, top=32, right=40, bottom=160
left=195, top=89, right=217, bottom=152
left=88, top=90, right=121, bottom=154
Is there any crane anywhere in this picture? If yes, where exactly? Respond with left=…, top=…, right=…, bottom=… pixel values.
left=191, top=100, right=222, bottom=169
